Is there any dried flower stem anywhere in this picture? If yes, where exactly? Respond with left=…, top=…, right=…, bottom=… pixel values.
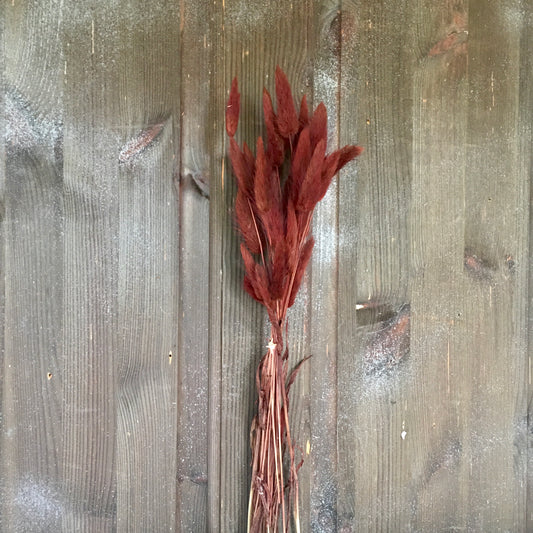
left=226, top=67, right=362, bottom=531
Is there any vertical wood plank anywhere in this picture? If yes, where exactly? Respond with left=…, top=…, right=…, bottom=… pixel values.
left=459, top=2, right=528, bottom=529
left=177, top=0, right=211, bottom=529
left=409, top=1, right=470, bottom=528
left=117, top=127, right=180, bottom=532
left=210, top=1, right=314, bottom=529
left=0, top=16, right=5, bottom=520
left=1, top=2, right=64, bottom=530
left=61, top=4, right=119, bottom=530
left=308, top=2, right=341, bottom=530
left=110, top=3, right=182, bottom=531
left=524, top=3, right=533, bottom=530
left=207, top=1, right=224, bottom=528
left=337, top=1, right=416, bottom=530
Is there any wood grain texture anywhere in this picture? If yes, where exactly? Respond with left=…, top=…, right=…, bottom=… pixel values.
left=207, top=1, right=225, bottom=529
left=117, top=122, right=180, bottom=532
left=0, top=18, right=5, bottom=528
left=459, top=2, right=528, bottom=529
left=1, top=1, right=531, bottom=531
left=2, top=2, right=64, bottom=531
left=307, top=3, right=342, bottom=531
left=111, top=4, right=182, bottom=532
left=61, top=4, right=119, bottom=529
left=177, top=0, right=210, bottom=529
left=523, top=4, right=533, bottom=531
left=337, top=1, right=416, bottom=530
left=409, top=2, right=472, bottom=529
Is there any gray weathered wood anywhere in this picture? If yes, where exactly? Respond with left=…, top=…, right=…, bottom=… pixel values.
left=61, top=4, right=119, bottom=529
left=207, top=1, right=225, bottom=529
left=178, top=0, right=210, bottom=529
left=113, top=4, right=182, bottom=532
left=308, top=2, right=343, bottom=530
left=1, top=1, right=531, bottom=531
left=2, top=2, right=64, bottom=531
left=458, top=2, right=528, bottom=529
left=337, top=1, right=416, bottom=530
left=523, top=4, right=533, bottom=531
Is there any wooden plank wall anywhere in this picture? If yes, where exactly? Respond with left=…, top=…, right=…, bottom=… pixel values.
left=1, top=1, right=531, bottom=531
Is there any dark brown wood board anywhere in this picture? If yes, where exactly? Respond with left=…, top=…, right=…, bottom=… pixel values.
left=1, top=1, right=531, bottom=531
left=3, top=1, right=66, bottom=530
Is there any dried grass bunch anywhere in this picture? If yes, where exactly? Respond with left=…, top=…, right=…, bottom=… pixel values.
left=226, top=66, right=362, bottom=532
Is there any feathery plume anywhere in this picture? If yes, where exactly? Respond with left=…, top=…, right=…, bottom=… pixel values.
left=226, top=67, right=363, bottom=533
left=274, top=66, right=299, bottom=139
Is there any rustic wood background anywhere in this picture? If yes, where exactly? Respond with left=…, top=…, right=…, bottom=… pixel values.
left=1, top=1, right=531, bottom=531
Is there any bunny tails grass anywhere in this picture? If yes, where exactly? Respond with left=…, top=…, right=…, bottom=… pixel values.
left=226, top=66, right=362, bottom=532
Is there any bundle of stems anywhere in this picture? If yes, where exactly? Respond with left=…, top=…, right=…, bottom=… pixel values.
left=226, top=67, right=362, bottom=532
